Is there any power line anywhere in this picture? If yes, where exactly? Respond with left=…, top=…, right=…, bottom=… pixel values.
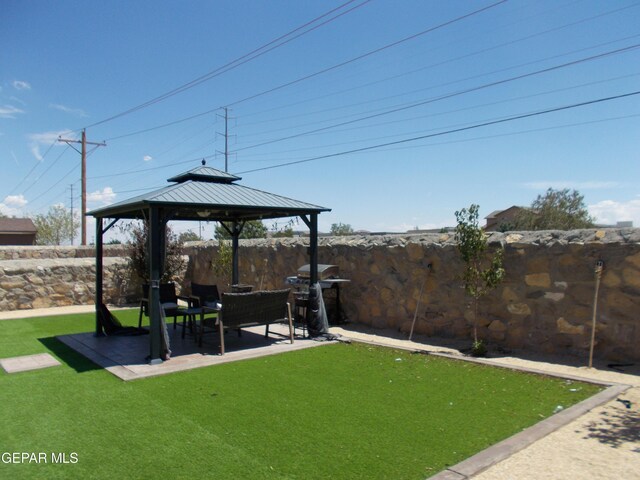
left=80, top=0, right=371, bottom=130
left=226, top=0, right=509, bottom=108
left=235, top=31, right=640, bottom=135
left=235, top=90, right=640, bottom=175
left=241, top=71, right=640, bottom=149
left=8, top=139, right=60, bottom=196
left=89, top=155, right=215, bottom=180
left=90, top=51, right=640, bottom=184
left=27, top=163, right=80, bottom=211
left=53, top=41, right=639, bottom=189
left=232, top=43, right=640, bottom=153
left=100, top=2, right=635, bottom=146
left=104, top=109, right=216, bottom=141
left=234, top=0, right=639, bottom=124
left=21, top=144, right=72, bottom=195
left=237, top=102, right=640, bottom=162
left=368, top=113, right=640, bottom=155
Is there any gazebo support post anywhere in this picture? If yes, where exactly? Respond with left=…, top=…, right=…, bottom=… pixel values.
left=230, top=221, right=245, bottom=286
left=95, top=217, right=104, bottom=336
left=300, top=214, right=319, bottom=285
left=232, top=221, right=240, bottom=286
left=148, top=207, right=163, bottom=364
left=220, top=221, right=244, bottom=286
left=309, top=214, right=318, bottom=285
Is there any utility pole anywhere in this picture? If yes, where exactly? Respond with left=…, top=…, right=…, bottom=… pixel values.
left=69, top=183, right=74, bottom=246
left=217, top=107, right=234, bottom=172
left=58, top=129, right=106, bottom=245
left=224, top=107, right=229, bottom=172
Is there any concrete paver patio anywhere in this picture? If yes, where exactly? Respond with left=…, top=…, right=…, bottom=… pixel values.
left=57, top=322, right=328, bottom=381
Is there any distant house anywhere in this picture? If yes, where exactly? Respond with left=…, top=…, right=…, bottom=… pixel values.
left=0, top=218, right=37, bottom=245
left=484, top=206, right=524, bottom=231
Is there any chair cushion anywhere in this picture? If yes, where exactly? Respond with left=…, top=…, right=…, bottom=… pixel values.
left=161, top=302, right=179, bottom=310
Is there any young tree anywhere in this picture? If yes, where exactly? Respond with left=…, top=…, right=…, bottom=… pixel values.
left=330, top=222, right=354, bottom=236
left=272, top=225, right=294, bottom=238
left=211, top=239, right=233, bottom=286
left=178, top=230, right=202, bottom=243
left=513, top=188, right=595, bottom=230
left=128, top=221, right=185, bottom=283
left=32, top=205, right=79, bottom=245
left=214, top=220, right=267, bottom=240
left=455, top=204, right=505, bottom=355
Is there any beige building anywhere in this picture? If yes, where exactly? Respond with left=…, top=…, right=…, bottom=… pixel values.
left=484, top=206, right=524, bottom=231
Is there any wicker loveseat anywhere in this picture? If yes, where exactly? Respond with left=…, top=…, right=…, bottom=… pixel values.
left=203, top=289, right=294, bottom=354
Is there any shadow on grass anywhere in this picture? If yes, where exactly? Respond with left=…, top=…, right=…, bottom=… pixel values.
left=581, top=403, right=640, bottom=450
left=38, top=337, right=102, bottom=373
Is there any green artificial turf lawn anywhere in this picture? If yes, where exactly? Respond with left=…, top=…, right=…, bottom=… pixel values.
left=0, top=310, right=602, bottom=479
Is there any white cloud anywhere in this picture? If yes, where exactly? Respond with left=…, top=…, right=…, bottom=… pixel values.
left=27, top=129, right=74, bottom=160
left=4, top=194, right=28, bottom=207
left=87, top=187, right=116, bottom=205
left=0, top=194, right=28, bottom=217
left=49, top=103, right=87, bottom=118
left=28, top=130, right=74, bottom=144
left=143, top=155, right=153, bottom=162
left=30, top=145, right=43, bottom=161
left=12, top=80, right=31, bottom=90
left=523, top=181, right=619, bottom=191
left=0, top=105, right=25, bottom=118
left=589, top=198, right=640, bottom=226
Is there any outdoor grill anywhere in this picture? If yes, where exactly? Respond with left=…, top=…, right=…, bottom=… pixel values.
left=286, top=264, right=350, bottom=326
left=291, top=264, right=340, bottom=282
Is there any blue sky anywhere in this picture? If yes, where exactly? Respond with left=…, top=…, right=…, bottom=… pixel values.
left=1, top=0, right=639, bottom=241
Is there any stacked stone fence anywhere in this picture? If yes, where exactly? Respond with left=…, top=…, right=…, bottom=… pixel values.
left=186, top=229, right=640, bottom=362
left=0, top=244, right=127, bottom=260
left=1, top=229, right=639, bottom=361
left=0, top=245, right=140, bottom=311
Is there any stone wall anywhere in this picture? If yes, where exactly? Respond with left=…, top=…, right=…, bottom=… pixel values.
left=184, top=229, right=640, bottom=362
left=0, top=244, right=126, bottom=260
left=1, top=230, right=639, bottom=361
left=0, top=245, right=139, bottom=311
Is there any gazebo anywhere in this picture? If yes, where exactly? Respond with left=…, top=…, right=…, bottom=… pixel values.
left=88, top=163, right=330, bottom=363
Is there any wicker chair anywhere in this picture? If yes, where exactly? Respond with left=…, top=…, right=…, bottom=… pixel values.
left=138, top=283, right=187, bottom=329
left=189, top=283, right=220, bottom=308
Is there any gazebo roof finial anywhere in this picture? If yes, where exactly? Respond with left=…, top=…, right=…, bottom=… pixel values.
left=167, top=165, right=240, bottom=184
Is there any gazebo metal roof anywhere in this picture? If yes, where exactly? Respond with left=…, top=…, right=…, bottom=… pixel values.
left=88, top=165, right=330, bottom=221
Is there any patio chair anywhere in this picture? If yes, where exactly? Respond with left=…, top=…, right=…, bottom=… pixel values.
left=189, top=283, right=220, bottom=308
left=187, top=283, right=220, bottom=342
left=138, top=282, right=188, bottom=329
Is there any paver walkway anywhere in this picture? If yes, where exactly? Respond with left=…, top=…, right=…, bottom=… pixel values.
left=0, top=353, right=61, bottom=373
